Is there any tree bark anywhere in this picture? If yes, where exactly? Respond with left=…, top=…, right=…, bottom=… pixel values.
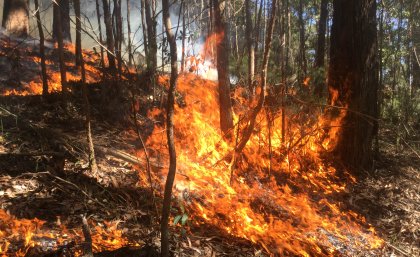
left=34, top=0, right=48, bottom=96
left=145, top=0, right=157, bottom=74
left=314, top=0, right=328, bottom=96
left=245, top=0, right=255, bottom=94
left=2, top=0, right=28, bottom=37
left=54, top=1, right=68, bottom=96
left=328, top=0, right=378, bottom=172
left=297, top=0, right=307, bottom=83
left=213, top=0, right=234, bottom=137
left=126, top=0, right=134, bottom=66
left=95, top=0, right=105, bottom=67
left=102, top=0, right=116, bottom=70
left=160, top=0, right=178, bottom=255
left=53, top=0, right=71, bottom=42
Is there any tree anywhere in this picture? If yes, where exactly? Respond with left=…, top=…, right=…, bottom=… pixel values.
left=245, top=0, right=255, bottom=93
left=95, top=0, right=105, bottom=67
left=102, top=0, right=116, bottom=70
left=314, top=0, right=329, bottom=96
left=213, top=0, right=234, bottom=137
left=34, top=0, right=48, bottom=96
left=328, top=0, right=378, bottom=171
left=54, top=0, right=68, bottom=96
left=53, top=0, right=71, bottom=42
left=74, top=0, right=98, bottom=175
left=160, top=0, right=178, bottom=255
left=2, top=0, right=29, bottom=37
left=75, top=0, right=83, bottom=67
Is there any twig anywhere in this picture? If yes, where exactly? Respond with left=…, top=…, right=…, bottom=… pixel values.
left=385, top=241, right=412, bottom=257
left=46, top=171, right=107, bottom=208
left=81, top=215, right=94, bottom=257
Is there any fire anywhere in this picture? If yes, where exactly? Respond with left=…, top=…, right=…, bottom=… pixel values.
left=140, top=73, right=383, bottom=256
left=0, top=210, right=133, bottom=256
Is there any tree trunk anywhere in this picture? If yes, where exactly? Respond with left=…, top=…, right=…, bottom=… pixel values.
left=34, top=0, right=48, bottom=96
left=95, top=0, right=105, bottom=68
left=314, top=0, right=328, bottom=96
left=126, top=0, right=134, bottom=66
left=75, top=0, right=82, bottom=67
left=140, top=0, right=149, bottom=61
left=145, top=0, right=157, bottom=74
left=53, top=0, right=71, bottom=42
left=160, top=0, right=178, bottom=255
left=114, top=0, right=123, bottom=77
left=213, top=0, right=234, bottom=137
left=254, top=0, right=264, bottom=68
left=180, top=4, right=186, bottom=72
left=297, top=0, right=307, bottom=83
left=54, top=1, right=68, bottom=96
left=102, top=0, right=116, bottom=70
left=74, top=0, right=98, bottom=175
left=328, top=0, right=378, bottom=172
left=245, top=0, right=255, bottom=94
left=2, top=0, right=28, bottom=37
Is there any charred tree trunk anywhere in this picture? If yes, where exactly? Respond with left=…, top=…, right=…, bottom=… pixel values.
left=245, top=0, right=255, bottom=94
left=54, top=1, right=68, bottom=96
left=53, top=0, right=71, bottom=42
left=2, top=0, right=29, bottom=37
left=74, top=0, right=98, bottom=174
left=314, top=0, right=328, bottom=97
left=328, top=0, right=378, bottom=172
left=213, top=0, right=234, bottom=137
left=34, top=0, right=48, bottom=96
left=160, top=0, right=178, bottom=255
left=95, top=0, right=105, bottom=67
left=102, top=0, right=116, bottom=70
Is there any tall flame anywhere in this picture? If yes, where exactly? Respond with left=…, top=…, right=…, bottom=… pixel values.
left=140, top=72, right=383, bottom=256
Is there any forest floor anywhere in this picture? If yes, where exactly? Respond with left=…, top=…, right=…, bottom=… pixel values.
left=0, top=32, right=419, bottom=257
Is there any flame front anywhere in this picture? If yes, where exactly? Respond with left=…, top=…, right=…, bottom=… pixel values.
left=141, top=72, right=383, bottom=256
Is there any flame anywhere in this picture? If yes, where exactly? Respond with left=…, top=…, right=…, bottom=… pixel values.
left=0, top=210, right=134, bottom=256
left=139, top=71, right=383, bottom=256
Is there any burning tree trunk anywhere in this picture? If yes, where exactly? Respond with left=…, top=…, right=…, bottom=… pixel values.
left=245, top=0, right=255, bottom=94
left=102, top=0, right=116, bottom=70
left=160, top=0, right=178, bottom=255
left=34, top=0, right=48, bottom=96
left=54, top=1, right=68, bottom=96
left=213, top=0, right=234, bottom=137
left=53, top=0, right=72, bottom=42
left=1, top=0, right=29, bottom=37
left=314, top=0, right=328, bottom=97
left=328, top=0, right=378, bottom=172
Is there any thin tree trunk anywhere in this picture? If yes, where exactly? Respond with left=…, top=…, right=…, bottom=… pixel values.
left=141, top=0, right=149, bottom=62
left=126, top=0, right=133, bottom=66
left=235, top=0, right=277, bottom=156
left=53, top=0, right=71, bottom=42
left=213, top=0, right=234, bottom=137
left=54, top=1, right=68, bottom=97
left=245, top=0, right=255, bottom=94
left=180, top=4, right=186, bottom=72
left=102, top=0, right=116, bottom=70
left=75, top=0, right=82, bottom=67
left=34, top=0, right=48, bottom=96
left=75, top=0, right=98, bottom=174
left=314, top=0, right=328, bottom=96
left=297, top=0, right=307, bottom=83
left=2, top=0, right=29, bottom=37
left=160, top=0, right=178, bottom=254
left=95, top=0, right=105, bottom=67
left=254, top=0, right=263, bottom=67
